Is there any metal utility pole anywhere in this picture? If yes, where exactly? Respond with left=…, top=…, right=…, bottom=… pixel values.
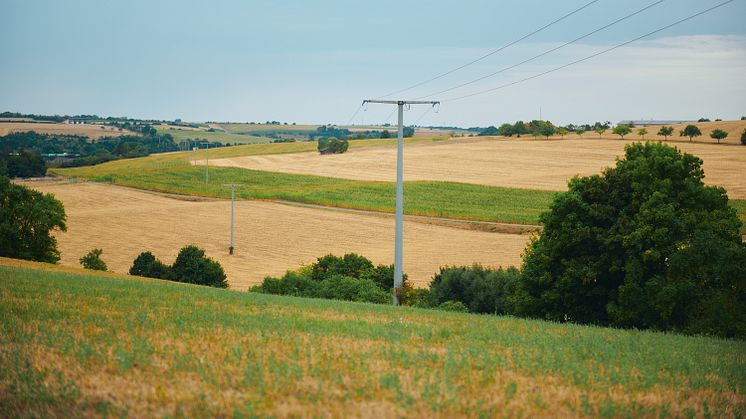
left=222, top=184, right=243, bottom=255
left=204, top=143, right=209, bottom=183
left=362, top=100, right=439, bottom=305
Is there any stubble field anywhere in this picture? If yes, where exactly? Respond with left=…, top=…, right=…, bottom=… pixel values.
left=0, top=122, right=135, bottom=139
left=208, top=136, right=746, bottom=198
left=29, top=181, right=529, bottom=289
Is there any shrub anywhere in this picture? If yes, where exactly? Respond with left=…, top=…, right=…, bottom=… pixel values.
left=80, top=248, right=107, bottom=271
left=0, top=176, right=66, bottom=263
left=252, top=271, right=321, bottom=298
left=171, top=245, right=228, bottom=288
left=129, top=251, right=171, bottom=279
left=516, top=142, right=746, bottom=338
left=311, top=253, right=374, bottom=281
left=317, top=137, right=349, bottom=154
left=429, top=265, right=519, bottom=314
left=741, top=129, right=746, bottom=145
left=318, top=275, right=390, bottom=304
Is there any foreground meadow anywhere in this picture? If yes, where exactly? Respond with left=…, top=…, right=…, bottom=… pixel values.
left=1, top=259, right=744, bottom=417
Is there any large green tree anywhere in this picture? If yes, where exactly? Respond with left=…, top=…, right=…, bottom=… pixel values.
left=0, top=176, right=67, bottom=262
left=514, top=143, right=746, bottom=338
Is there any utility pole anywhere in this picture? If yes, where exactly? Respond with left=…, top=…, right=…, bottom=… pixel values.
left=222, top=184, right=243, bottom=255
left=362, top=99, right=439, bottom=305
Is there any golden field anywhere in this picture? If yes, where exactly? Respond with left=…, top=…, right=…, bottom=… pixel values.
left=0, top=122, right=135, bottom=139
left=208, top=135, right=746, bottom=198
left=27, top=181, right=529, bottom=289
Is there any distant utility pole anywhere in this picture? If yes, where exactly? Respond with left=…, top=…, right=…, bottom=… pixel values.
left=222, top=183, right=243, bottom=255
left=199, top=142, right=210, bottom=183
left=362, top=99, right=439, bottom=305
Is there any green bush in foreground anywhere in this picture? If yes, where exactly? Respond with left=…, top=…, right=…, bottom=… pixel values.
left=0, top=176, right=66, bottom=263
left=171, top=245, right=228, bottom=288
left=515, top=142, right=746, bottom=338
left=428, top=265, right=519, bottom=314
left=79, top=248, right=107, bottom=271
left=128, top=245, right=227, bottom=288
left=253, top=253, right=413, bottom=305
left=129, top=251, right=171, bottom=279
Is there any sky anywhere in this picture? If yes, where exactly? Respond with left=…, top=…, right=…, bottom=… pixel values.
left=2, top=0, right=745, bottom=127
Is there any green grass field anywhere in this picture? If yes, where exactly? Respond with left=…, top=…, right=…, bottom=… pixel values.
left=51, top=143, right=746, bottom=228
left=155, top=126, right=274, bottom=145
left=54, top=164, right=556, bottom=225
left=1, top=259, right=743, bottom=417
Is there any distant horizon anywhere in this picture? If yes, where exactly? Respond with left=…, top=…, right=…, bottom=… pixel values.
left=3, top=109, right=738, bottom=130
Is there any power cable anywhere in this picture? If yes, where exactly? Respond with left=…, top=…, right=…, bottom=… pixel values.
left=443, top=0, right=736, bottom=103
left=374, top=0, right=602, bottom=99
left=415, top=0, right=665, bottom=99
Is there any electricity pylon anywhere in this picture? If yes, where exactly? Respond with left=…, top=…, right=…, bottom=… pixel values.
left=362, top=100, right=439, bottom=305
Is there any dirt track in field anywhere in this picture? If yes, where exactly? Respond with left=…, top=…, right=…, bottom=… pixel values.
left=208, top=136, right=746, bottom=198
left=0, top=122, right=134, bottom=139
left=29, top=181, right=529, bottom=290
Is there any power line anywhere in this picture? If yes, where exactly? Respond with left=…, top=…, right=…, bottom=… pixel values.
left=415, top=0, right=665, bottom=100
left=374, top=0, right=602, bottom=99
left=444, top=0, right=736, bottom=103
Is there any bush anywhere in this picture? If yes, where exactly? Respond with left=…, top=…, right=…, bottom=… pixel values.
left=311, top=253, right=374, bottom=281
left=129, top=251, right=171, bottom=279
left=741, top=129, right=746, bottom=145
left=516, top=142, right=746, bottom=338
left=429, top=265, right=519, bottom=314
left=253, top=271, right=321, bottom=298
left=0, top=176, right=66, bottom=262
left=253, top=253, right=416, bottom=305
left=80, top=248, right=107, bottom=271
left=171, top=245, right=228, bottom=288
left=318, top=275, right=390, bottom=304
left=317, top=137, right=349, bottom=154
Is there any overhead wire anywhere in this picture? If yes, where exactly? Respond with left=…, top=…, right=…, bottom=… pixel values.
left=415, top=0, right=666, bottom=100
left=443, top=0, right=736, bottom=103
left=375, top=0, right=602, bottom=99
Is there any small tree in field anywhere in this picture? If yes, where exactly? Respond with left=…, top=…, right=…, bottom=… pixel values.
left=657, top=126, right=674, bottom=141
left=637, top=128, right=648, bottom=140
left=742, top=129, right=746, bottom=145
left=612, top=125, right=632, bottom=139
left=557, top=128, right=569, bottom=139
left=80, top=248, right=107, bottom=271
left=576, top=128, right=586, bottom=138
left=171, top=245, right=228, bottom=288
left=594, top=127, right=605, bottom=138
left=681, top=125, right=702, bottom=142
left=710, top=129, right=728, bottom=144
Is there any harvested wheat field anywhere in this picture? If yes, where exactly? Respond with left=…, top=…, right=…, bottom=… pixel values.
left=0, top=122, right=134, bottom=139
left=29, top=181, right=528, bottom=290
left=209, top=136, right=746, bottom=198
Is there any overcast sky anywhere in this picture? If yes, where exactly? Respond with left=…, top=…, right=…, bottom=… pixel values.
left=2, top=0, right=745, bottom=127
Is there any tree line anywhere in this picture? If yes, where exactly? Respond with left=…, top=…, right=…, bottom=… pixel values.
left=0, top=130, right=180, bottom=178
